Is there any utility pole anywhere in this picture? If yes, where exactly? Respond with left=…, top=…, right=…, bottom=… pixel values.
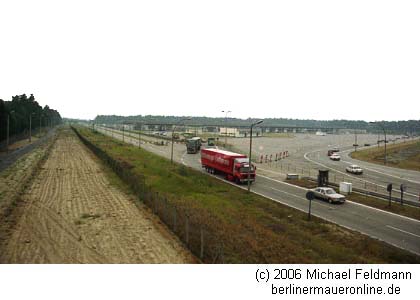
left=222, top=110, right=231, bottom=148
left=39, top=114, right=42, bottom=137
left=370, top=122, right=387, bottom=165
left=248, top=120, right=263, bottom=192
left=6, top=111, right=15, bottom=153
left=29, top=112, right=35, bottom=142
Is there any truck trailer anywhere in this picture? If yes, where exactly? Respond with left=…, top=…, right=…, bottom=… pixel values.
left=201, top=148, right=256, bottom=184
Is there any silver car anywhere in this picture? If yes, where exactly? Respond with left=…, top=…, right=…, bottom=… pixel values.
left=346, top=164, right=363, bottom=175
left=311, top=187, right=346, bottom=204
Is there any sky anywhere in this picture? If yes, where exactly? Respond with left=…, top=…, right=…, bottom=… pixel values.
left=0, top=0, right=419, bottom=121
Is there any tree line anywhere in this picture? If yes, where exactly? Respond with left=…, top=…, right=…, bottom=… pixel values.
left=0, top=94, right=62, bottom=142
left=94, top=115, right=420, bottom=135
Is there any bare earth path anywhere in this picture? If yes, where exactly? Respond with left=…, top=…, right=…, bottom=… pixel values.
left=0, top=128, right=194, bottom=263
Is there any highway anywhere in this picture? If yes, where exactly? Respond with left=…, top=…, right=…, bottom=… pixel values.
left=228, top=133, right=420, bottom=203
left=95, top=126, right=420, bottom=256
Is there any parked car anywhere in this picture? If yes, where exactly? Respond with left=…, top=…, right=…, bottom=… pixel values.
left=346, top=164, right=363, bottom=175
left=329, top=153, right=341, bottom=161
left=311, top=187, right=346, bottom=204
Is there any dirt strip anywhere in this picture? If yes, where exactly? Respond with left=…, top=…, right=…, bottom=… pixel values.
left=0, top=128, right=195, bottom=263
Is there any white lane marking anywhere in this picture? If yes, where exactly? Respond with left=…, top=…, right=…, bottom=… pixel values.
left=250, top=189, right=420, bottom=256
left=181, top=151, right=188, bottom=166
left=341, top=158, right=420, bottom=185
left=258, top=173, right=420, bottom=224
left=267, top=186, right=333, bottom=209
left=386, top=226, right=420, bottom=239
left=304, top=149, right=418, bottom=197
left=97, top=128, right=420, bottom=255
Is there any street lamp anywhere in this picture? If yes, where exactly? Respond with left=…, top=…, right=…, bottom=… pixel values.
left=171, top=117, right=191, bottom=164
left=39, top=113, right=43, bottom=137
left=6, top=110, right=15, bottom=153
left=370, top=121, right=387, bottom=165
left=248, top=120, right=263, bottom=192
left=29, top=112, right=36, bottom=142
left=354, top=130, right=358, bottom=152
left=222, top=110, right=231, bottom=147
left=138, top=118, right=155, bottom=148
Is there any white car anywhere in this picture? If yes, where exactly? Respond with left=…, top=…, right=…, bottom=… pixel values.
left=311, top=187, right=346, bottom=204
left=346, top=164, right=363, bottom=175
left=330, top=153, right=341, bottom=161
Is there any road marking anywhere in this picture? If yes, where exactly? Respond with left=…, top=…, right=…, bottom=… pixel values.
left=258, top=173, right=420, bottom=224
left=96, top=127, right=420, bottom=255
left=266, top=186, right=333, bottom=209
left=304, top=149, right=419, bottom=198
left=258, top=174, right=307, bottom=191
left=386, top=225, right=420, bottom=239
left=181, top=151, right=188, bottom=166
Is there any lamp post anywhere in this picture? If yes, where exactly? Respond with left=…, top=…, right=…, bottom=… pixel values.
left=370, top=122, right=387, bottom=165
left=248, top=120, right=263, bottom=192
left=39, top=114, right=43, bottom=137
left=6, top=110, right=15, bottom=153
left=354, top=130, right=358, bottom=152
left=171, top=117, right=191, bottom=164
left=222, top=110, right=231, bottom=147
left=122, top=124, right=125, bottom=142
left=29, top=112, right=36, bottom=142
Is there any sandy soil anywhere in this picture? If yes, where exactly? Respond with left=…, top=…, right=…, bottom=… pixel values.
left=0, top=129, right=195, bottom=263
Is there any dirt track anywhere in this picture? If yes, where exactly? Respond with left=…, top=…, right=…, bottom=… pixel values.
left=0, top=128, right=194, bottom=263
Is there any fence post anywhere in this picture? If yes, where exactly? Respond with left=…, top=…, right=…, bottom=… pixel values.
left=173, top=207, right=177, bottom=231
left=185, top=213, right=190, bottom=246
left=200, top=226, right=204, bottom=260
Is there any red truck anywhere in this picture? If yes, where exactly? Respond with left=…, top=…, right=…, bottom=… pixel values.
left=201, top=148, right=256, bottom=184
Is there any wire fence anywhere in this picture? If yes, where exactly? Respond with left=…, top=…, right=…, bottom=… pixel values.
left=72, top=126, right=225, bottom=263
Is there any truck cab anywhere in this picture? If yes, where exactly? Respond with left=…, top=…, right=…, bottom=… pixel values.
left=232, top=158, right=256, bottom=183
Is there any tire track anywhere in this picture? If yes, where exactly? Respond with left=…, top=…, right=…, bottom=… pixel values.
left=0, top=128, right=194, bottom=263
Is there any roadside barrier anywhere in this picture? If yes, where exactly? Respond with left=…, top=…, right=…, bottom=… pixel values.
left=258, top=150, right=289, bottom=164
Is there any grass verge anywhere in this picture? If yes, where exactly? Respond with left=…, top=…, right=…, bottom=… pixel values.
left=351, top=140, right=420, bottom=171
left=73, top=126, right=420, bottom=263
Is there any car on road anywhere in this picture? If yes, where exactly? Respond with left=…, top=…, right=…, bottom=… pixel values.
left=329, top=153, right=341, bottom=161
left=311, top=187, right=346, bottom=204
left=364, top=143, right=371, bottom=146
left=346, top=164, right=363, bottom=175
left=327, top=148, right=340, bottom=156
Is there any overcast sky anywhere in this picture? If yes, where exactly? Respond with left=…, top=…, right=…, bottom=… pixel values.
left=1, top=0, right=419, bottom=121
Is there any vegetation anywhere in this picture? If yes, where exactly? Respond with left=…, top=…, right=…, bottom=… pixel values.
left=351, top=140, right=420, bottom=171
left=94, top=114, right=420, bottom=134
left=74, top=126, right=420, bottom=263
left=0, top=94, right=62, bottom=143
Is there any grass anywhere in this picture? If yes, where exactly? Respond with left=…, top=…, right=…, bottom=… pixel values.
left=73, top=126, right=420, bottom=263
left=351, top=140, right=420, bottom=171
left=286, top=178, right=420, bottom=221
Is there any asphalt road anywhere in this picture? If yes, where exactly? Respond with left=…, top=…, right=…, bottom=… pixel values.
left=0, top=128, right=57, bottom=173
left=95, top=126, right=420, bottom=256
left=228, top=133, right=420, bottom=203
